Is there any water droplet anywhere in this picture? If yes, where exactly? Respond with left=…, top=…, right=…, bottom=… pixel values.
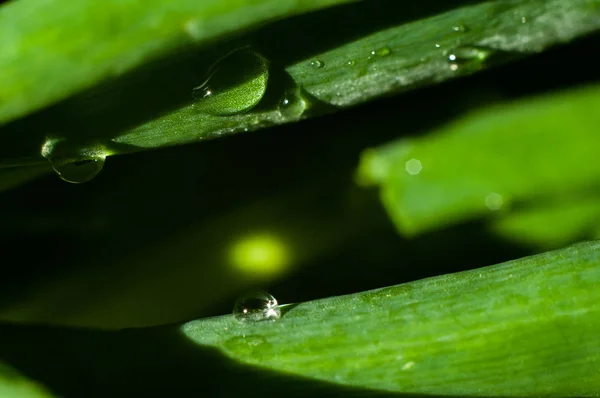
left=446, top=46, right=493, bottom=71
left=278, top=88, right=309, bottom=119
left=41, top=138, right=106, bottom=184
left=452, top=23, right=468, bottom=32
left=310, top=60, right=324, bottom=69
left=347, top=60, right=355, bottom=66
left=405, top=158, right=422, bottom=175
left=375, top=46, right=391, bottom=57
left=192, top=48, right=268, bottom=116
left=520, top=16, right=528, bottom=23
left=51, top=157, right=105, bottom=184
left=434, top=43, right=441, bottom=49
left=233, top=290, right=281, bottom=322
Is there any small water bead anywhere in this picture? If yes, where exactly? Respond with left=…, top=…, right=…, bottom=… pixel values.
left=452, top=23, right=468, bottom=32
left=192, top=48, right=269, bottom=116
left=278, top=88, right=309, bottom=119
left=310, top=60, right=324, bottom=69
left=41, top=138, right=106, bottom=184
left=446, top=46, right=493, bottom=71
left=233, top=290, right=281, bottom=322
left=347, top=60, right=356, bottom=66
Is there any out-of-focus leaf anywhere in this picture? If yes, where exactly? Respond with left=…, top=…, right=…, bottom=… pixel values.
left=0, top=362, right=55, bottom=398
left=0, top=164, right=50, bottom=192
left=357, top=83, right=600, bottom=237
left=490, top=194, right=600, bottom=249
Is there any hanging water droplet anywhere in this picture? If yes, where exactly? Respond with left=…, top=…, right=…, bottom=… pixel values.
left=41, top=138, right=106, bottom=184
left=233, top=290, right=281, bottom=322
left=446, top=46, right=493, bottom=71
left=192, top=48, right=269, bottom=116
left=278, top=88, right=309, bottom=119
left=452, top=23, right=468, bottom=32
left=310, top=60, right=324, bottom=69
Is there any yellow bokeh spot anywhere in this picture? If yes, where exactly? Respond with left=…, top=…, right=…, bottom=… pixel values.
left=230, top=233, right=289, bottom=277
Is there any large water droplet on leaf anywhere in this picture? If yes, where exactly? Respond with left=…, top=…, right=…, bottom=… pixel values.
left=233, top=290, right=281, bottom=322
left=278, top=88, right=309, bottom=120
left=41, top=138, right=106, bottom=184
left=192, top=48, right=269, bottom=116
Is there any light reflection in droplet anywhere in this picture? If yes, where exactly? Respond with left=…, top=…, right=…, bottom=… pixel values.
left=405, top=158, right=423, bottom=175
left=233, top=290, right=281, bottom=322
left=485, top=192, right=504, bottom=210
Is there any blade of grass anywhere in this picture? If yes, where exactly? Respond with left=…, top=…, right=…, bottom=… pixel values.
left=1, top=0, right=598, bottom=165
left=357, top=83, right=600, bottom=237
left=0, top=362, right=55, bottom=398
left=1, top=241, right=599, bottom=397
left=181, top=240, right=600, bottom=396
left=0, top=0, right=357, bottom=126
left=113, top=0, right=600, bottom=150
left=489, top=194, right=600, bottom=249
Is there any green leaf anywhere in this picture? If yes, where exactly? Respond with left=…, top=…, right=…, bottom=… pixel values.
left=0, top=362, right=55, bottom=398
left=490, top=194, right=600, bottom=249
left=111, top=0, right=600, bottom=151
left=1, top=242, right=598, bottom=397
left=1, top=0, right=598, bottom=164
left=0, top=164, right=50, bottom=193
left=180, top=241, right=600, bottom=396
left=0, top=0, right=354, bottom=126
left=357, top=83, right=600, bottom=237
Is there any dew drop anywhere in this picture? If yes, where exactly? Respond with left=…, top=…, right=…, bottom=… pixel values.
left=278, top=88, right=309, bottom=120
left=452, top=23, right=468, bottom=32
left=520, top=16, right=528, bottom=24
left=192, top=48, right=269, bottom=116
left=310, top=60, right=324, bottom=69
left=233, top=290, right=281, bottom=322
left=446, top=46, right=493, bottom=71
left=41, top=138, right=106, bottom=184
left=347, top=60, right=356, bottom=66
